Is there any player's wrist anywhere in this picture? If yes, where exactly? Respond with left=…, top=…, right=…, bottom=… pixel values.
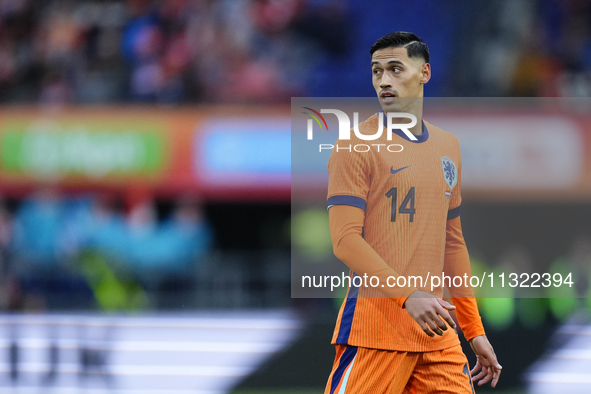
left=401, top=289, right=420, bottom=308
left=468, top=334, right=487, bottom=344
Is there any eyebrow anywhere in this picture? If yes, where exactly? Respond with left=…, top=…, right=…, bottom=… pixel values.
left=371, top=60, right=404, bottom=67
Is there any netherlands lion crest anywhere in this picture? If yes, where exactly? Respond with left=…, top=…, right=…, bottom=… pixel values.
left=441, top=156, right=458, bottom=189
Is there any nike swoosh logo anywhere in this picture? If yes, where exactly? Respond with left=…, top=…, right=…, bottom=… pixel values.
left=390, top=166, right=409, bottom=175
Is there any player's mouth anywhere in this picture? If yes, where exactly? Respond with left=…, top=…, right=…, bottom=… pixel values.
left=380, top=91, right=397, bottom=103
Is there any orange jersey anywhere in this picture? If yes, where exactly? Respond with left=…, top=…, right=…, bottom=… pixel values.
left=327, top=113, right=483, bottom=352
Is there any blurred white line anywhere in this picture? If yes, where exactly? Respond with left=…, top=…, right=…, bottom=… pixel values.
left=529, top=372, right=591, bottom=384
left=0, top=362, right=249, bottom=376
left=0, top=339, right=281, bottom=353
left=0, top=314, right=300, bottom=330
left=551, top=349, right=591, bottom=360
left=0, top=388, right=223, bottom=394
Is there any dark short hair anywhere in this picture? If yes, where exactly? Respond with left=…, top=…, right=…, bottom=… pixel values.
left=370, top=32, right=430, bottom=64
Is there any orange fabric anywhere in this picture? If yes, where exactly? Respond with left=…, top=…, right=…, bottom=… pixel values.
left=324, top=344, right=475, bottom=394
left=329, top=205, right=417, bottom=306
left=327, top=114, right=484, bottom=352
left=445, top=216, right=486, bottom=341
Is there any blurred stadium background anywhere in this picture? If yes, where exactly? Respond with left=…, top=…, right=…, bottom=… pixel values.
left=0, top=0, right=589, bottom=393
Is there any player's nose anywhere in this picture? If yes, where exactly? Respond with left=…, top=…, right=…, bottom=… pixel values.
left=379, top=74, right=392, bottom=88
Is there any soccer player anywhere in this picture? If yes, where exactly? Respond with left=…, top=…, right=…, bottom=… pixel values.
left=325, top=32, right=502, bottom=393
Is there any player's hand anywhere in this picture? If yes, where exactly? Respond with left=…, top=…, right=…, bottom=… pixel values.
left=469, top=335, right=502, bottom=388
left=403, top=291, right=456, bottom=337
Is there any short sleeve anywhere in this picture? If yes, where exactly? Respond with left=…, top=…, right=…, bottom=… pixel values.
left=327, top=135, right=372, bottom=211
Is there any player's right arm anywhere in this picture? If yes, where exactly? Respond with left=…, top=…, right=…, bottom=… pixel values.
left=329, top=204, right=416, bottom=306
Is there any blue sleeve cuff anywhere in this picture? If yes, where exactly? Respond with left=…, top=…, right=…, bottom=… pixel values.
left=327, top=195, right=366, bottom=211
left=447, top=205, right=461, bottom=220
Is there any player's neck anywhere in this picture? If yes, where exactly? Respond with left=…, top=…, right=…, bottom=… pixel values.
left=386, top=107, right=423, bottom=136
left=408, top=116, right=423, bottom=136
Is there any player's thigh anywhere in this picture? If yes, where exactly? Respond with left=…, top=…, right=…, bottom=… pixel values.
left=405, top=345, right=475, bottom=394
left=324, top=345, right=418, bottom=394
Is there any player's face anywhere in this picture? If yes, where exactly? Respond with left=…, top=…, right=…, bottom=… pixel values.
left=371, top=47, right=431, bottom=112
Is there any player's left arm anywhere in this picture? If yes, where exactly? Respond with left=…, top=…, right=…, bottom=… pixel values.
left=443, top=148, right=502, bottom=388
left=444, top=216, right=502, bottom=388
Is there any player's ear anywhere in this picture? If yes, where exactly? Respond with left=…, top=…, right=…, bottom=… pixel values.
left=420, top=63, right=431, bottom=85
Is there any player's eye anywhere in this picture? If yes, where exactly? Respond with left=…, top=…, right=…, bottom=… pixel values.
left=373, top=69, right=382, bottom=76
left=392, top=67, right=402, bottom=73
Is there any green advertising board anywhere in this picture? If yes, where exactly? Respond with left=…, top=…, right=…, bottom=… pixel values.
left=0, top=119, right=166, bottom=179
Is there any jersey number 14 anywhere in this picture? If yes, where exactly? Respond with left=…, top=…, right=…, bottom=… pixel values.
left=385, top=187, right=415, bottom=222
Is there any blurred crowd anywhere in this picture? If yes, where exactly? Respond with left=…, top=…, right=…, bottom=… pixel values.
left=0, top=0, right=348, bottom=105
left=0, top=189, right=213, bottom=311
left=2, top=0, right=591, bottom=101
left=455, top=0, right=591, bottom=96
left=520, top=0, right=591, bottom=97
